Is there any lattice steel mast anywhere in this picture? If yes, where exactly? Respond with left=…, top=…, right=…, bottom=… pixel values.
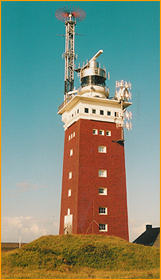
left=55, top=7, right=86, bottom=99
left=64, top=13, right=75, bottom=95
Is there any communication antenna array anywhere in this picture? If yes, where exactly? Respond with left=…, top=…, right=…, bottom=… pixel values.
left=115, top=80, right=132, bottom=132
left=55, top=7, right=86, bottom=98
left=115, top=80, right=132, bottom=102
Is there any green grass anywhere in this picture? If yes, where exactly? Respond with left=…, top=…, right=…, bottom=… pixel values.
left=1, top=234, right=160, bottom=279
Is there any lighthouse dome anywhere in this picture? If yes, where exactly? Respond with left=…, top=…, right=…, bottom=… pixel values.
left=78, top=51, right=109, bottom=98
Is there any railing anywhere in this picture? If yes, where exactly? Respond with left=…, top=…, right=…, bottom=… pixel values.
left=58, top=85, right=109, bottom=112
left=58, top=95, right=73, bottom=112
left=75, top=62, right=106, bottom=71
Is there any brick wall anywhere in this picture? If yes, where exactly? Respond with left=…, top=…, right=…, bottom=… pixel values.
left=59, top=119, right=129, bottom=241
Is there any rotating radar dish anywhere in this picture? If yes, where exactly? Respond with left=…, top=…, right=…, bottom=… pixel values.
left=55, top=7, right=86, bottom=22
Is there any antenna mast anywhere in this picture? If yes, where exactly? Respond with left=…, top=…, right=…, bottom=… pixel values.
left=55, top=7, right=86, bottom=99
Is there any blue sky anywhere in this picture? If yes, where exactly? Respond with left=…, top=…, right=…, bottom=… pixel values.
left=1, top=1, right=160, bottom=242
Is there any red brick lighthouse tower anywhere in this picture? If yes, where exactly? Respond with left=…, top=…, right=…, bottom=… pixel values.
left=56, top=7, right=132, bottom=241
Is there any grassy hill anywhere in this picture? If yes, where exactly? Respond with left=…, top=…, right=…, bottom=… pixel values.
left=1, top=234, right=160, bottom=279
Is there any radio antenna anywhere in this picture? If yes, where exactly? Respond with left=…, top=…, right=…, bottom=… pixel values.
left=55, top=7, right=86, bottom=99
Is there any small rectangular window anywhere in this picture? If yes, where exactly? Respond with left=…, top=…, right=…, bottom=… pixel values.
left=92, top=109, right=96, bottom=114
left=106, top=130, right=111, bottom=136
left=99, top=224, right=108, bottom=232
left=84, top=108, right=89, bottom=113
left=69, top=172, right=72, bottom=179
left=68, top=135, right=71, bottom=141
left=98, top=170, right=107, bottom=177
left=93, top=129, right=98, bottom=135
left=77, top=109, right=79, bottom=114
left=115, top=112, right=120, bottom=117
left=98, top=146, right=106, bottom=153
left=100, top=110, right=104, bottom=115
left=99, top=130, right=104, bottom=136
left=99, top=188, right=107, bottom=195
left=73, top=132, right=75, bottom=137
left=70, top=149, right=73, bottom=156
left=68, top=189, right=71, bottom=197
left=67, top=208, right=70, bottom=215
left=107, top=111, right=111, bottom=116
left=99, top=207, right=108, bottom=215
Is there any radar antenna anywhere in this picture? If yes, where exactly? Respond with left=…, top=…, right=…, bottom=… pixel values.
left=55, top=7, right=86, bottom=98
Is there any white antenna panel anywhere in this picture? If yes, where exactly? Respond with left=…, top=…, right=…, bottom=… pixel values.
left=125, top=121, right=130, bottom=130
left=125, top=111, right=129, bottom=120
left=125, top=111, right=132, bottom=120
left=128, top=92, right=132, bottom=99
left=129, top=111, right=132, bottom=119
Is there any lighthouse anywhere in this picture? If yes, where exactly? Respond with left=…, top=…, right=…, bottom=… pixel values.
left=56, top=7, right=132, bottom=241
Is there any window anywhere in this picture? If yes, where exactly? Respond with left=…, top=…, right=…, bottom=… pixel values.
left=69, top=172, right=72, bottom=179
left=77, top=109, right=79, bottom=114
left=70, top=149, right=73, bottom=156
left=92, top=109, right=96, bottom=114
left=99, top=207, right=107, bottom=215
left=107, top=111, right=111, bottom=116
left=81, top=75, right=105, bottom=87
left=67, top=208, right=70, bottom=215
left=93, top=129, right=98, bottom=135
left=100, top=110, right=104, bottom=115
left=91, top=76, right=105, bottom=86
left=68, top=132, right=75, bottom=140
left=106, top=130, right=111, bottom=136
left=99, top=130, right=104, bottom=136
left=115, top=112, right=120, bottom=117
left=99, top=188, right=107, bottom=195
left=68, top=189, right=71, bottom=197
left=99, top=224, right=108, bottom=232
left=98, top=146, right=106, bottom=153
left=84, top=108, right=89, bottom=113
left=98, top=170, right=107, bottom=177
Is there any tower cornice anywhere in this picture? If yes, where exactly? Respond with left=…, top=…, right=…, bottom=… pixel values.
left=58, top=94, right=132, bottom=115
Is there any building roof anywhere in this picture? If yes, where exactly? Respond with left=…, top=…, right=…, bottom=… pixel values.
left=133, top=225, right=160, bottom=247
left=153, top=233, right=160, bottom=248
